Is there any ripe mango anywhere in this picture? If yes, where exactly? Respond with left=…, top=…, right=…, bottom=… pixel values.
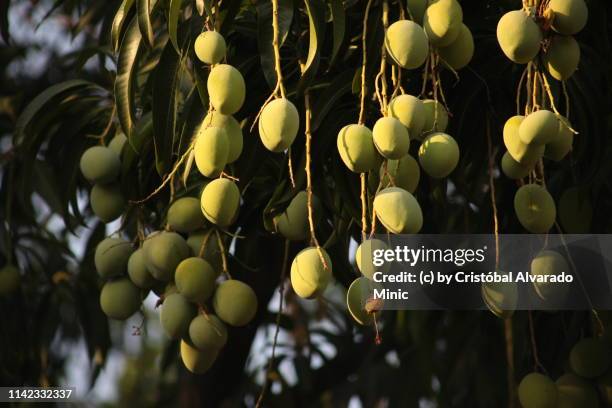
left=388, top=94, right=425, bottom=137
left=519, top=110, right=559, bottom=145
left=290, top=247, right=333, bottom=299
left=203, top=112, right=243, bottom=163
left=346, top=277, right=380, bottom=326
left=337, top=124, right=381, bottom=173
left=423, top=0, right=463, bottom=47
left=194, top=126, right=229, bottom=178
left=194, top=31, right=226, bottom=65
left=497, top=10, right=542, bottom=64
left=372, top=117, right=410, bottom=159
left=180, top=339, right=218, bottom=374
left=503, top=115, right=545, bottom=167
left=549, top=0, right=588, bottom=35
left=544, top=35, right=580, bottom=81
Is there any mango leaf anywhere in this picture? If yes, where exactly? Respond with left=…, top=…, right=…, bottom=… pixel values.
left=195, top=0, right=204, bottom=16
left=168, top=0, right=182, bottom=54
left=256, top=0, right=294, bottom=91
left=152, top=40, right=183, bottom=176
left=14, top=80, right=99, bottom=146
left=298, top=0, right=326, bottom=94
left=137, top=0, right=154, bottom=47
left=111, top=0, right=135, bottom=52
left=115, top=18, right=143, bottom=138
left=328, top=0, right=345, bottom=67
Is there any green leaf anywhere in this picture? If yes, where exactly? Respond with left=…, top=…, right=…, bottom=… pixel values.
left=312, top=71, right=353, bottom=131
left=152, top=40, right=183, bottom=176
left=298, top=0, right=326, bottom=94
left=168, top=0, right=183, bottom=54
left=328, top=0, right=345, bottom=67
left=111, top=0, right=135, bottom=52
left=256, top=0, right=294, bottom=90
left=137, top=0, right=154, bottom=48
left=14, top=80, right=98, bottom=146
left=115, top=18, right=143, bottom=138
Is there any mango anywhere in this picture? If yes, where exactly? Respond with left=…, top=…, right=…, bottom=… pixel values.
left=438, top=23, right=474, bottom=70
left=530, top=250, right=571, bottom=302
left=518, top=373, right=558, bottom=408
left=337, top=124, right=381, bottom=173
left=569, top=337, right=611, bottom=378
left=189, top=314, right=228, bottom=350
left=388, top=94, right=425, bottom=137
left=418, top=132, right=460, bottom=178
left=194, top=126, right=229, bottom=178
left=273, top=191, right=320, bottom=241
left=346, top=277, right=380, bottom=326
left=213, top=279, right=258, bottom=326
left=374, top=187, right=423, bottom=234
left=373, top=117, right=410, bottom=159
left=175, top=257, right=216, bottom=304
left=90, top=183, right=125, bottom=223
left=194, top=31, right=226, bottom=65
left=290, top=247, right=333, bottom=299
left=355, top=238, right=389, bottom=280
left=79, top=146, right=120, bottom=184
left=203, top=112, right=243, bottom=163
left=180, top=339, right=218, bottom=374
left=385, top=20, right=430, bottom=69
left=142, top=231, right=190, bottom=281
left=95, top=237, right=133, bottom=279
left=423, top=0, right=463, bottom=47
left=380, top=154, right=420, bottom=193
left=167, top=197, right=207, bottom=233
left=545, top=117, right=573, bottom=161
left=544, top=35, right=580, bottom=81
left=501, top=151, right=531, bottom=180
left=127, top=248, right=156, bottom=289
left=99, top=278, right=141, bottom=320
left=519, top=110, right=559, bottom=145
left=421, top=99, right=448, bottom=135
left=497, top=10, right=542, bottom=64
left=160, top=293, right=196, bottom=339
left=503, top=115, right=545, bottom=167
left=207, top=64, right=246, bottom=115
left=549, top=0, right=588, bottom=35
left=556, top=373, right=599, bottom=407
left=259, top=98, right=300, bottom=153
left=200, top=178, right=240, bottom=227
left=514, top=184, right=556, bottom=233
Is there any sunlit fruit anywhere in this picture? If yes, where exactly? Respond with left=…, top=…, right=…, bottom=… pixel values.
left=273, top=191, right=320, bottom=241
left=418, top=132, right=460, bottom=178
left=545, top=117, right=573, bottom=161
left=497, top=10, right=542, bottom=64
left=438, top=23, right=474, bottom=70
left=388, top=94, right=425, bottom=137
left=203, top=112, right=243, bottom=163
left=519, top=110, right=559, bottom=145
left=549, top=0, right=588, bottom=35
left=337, top=124, right=381, bottom=173
left=503, top=115, right=545, bottom=167
left=380, top=155, right=420, bottom=193
left=200, top=178, right=240, bottom=227
left=544, top=35, right=580, bottom=81
left=180, top=339, right=218, bottom=374
left=175, top=257, right=216, bottom=304
left=213, top=279, right=258, bottom=326
left=194, top=31, right=226, bottom=65
left=207, top=64, right=246, bottom=115
left=290, top=247, right=333, bottom=299
left=346, top=277, right=380, bottom=326
left=355, top=238, right=389, bottom=280
left=501, top=151, right=531, bottom=180
left=194, top=126, right=229, bottom=178
left=423, top=0, right=463, bottom=47
left=530, top=250, right=571, bottom=302
left=385, top=20, right=430, bottom=69
left=259, top=98, right=300, bottom=153
left=167, top=197, right=207, bottom=233
left=372, top=116, right=410, bottom=159
left=142, top=231, right=190, bottom=281
left=421, top=99, right=449, bottom=135
left=90, top=183, right=125, bottom=223
left=374, top=187, right=423, bottom=234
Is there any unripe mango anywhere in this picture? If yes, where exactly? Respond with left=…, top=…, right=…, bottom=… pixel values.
left=549, top=0, right=588, bottom=35
left=187, top=230, right=223, bottom=272
left=385, top=20, right=430, bottom=69
left=519, top=110, right=559, bottom=145
left=273, top=191, right=320, bottom=241
left=481, top=272, right=517, bottom=318
left=175, top=257, right=216, bottom=304
left=503, top=115, right=545, bottom=167
left=544, top=35, right=580, bottom=81
left=207, top=64, right=246, bottom=115
left=374, top=187, right=423, bottom=234
left=99, top=278, right=141, bottom=320
left=259, top=98, right=300, bottom=153
left=127, top=248, right=156, bottom=289
left=421, top=99, right=448, bottom=135
left=80, top=146, right=120, bottom=184
left=518, top=373, right=558, bottom=408
left=569, top=338, right=611, bottom=378
left=189, top=314, right=228, bottom=350
left=194, top=31, right=226, bottom=65
left=501, top=151, right=531, bottom=180
left=438, top=23, right=474, bottom=70
left=108, top=133, right=127, bottom=156
left=213, top=279, right=258, bottom=326
left=337, top=124, right=381, bottom=173
left=423, top=0, right=463, bottom=47
left=142, top=231, right=190, bottom=281
left=418, top=132, right=460, bottom=178
left=514, top=184, right=556, bottom=233
left=355, top=239, right=389, bottom=280
left=0, top=264, right=20, bottom=295
left=180, top=339, right=218, bottom=374
left=290, top=247, right=333, bottom=299
left=407, top=0, right=428, bottom=25
left=194, top=126, right=229, bottom=178
left=95, top=237, right=133, bottom=279
left=160, top=293, right=196, bottom=339
left=559, top=187, right=592, bottom=233
left=380, top=155, right=420, bottom=193
left=167, top=197, right=207, bottom=233
left=530, top=250, right=570, bottom=301
left=90, top=183, right=125, bottom=223
left=347, top=277, right=380, bottom=326
left=200, top=178, right=240, bottom=227
left=373, top=117, right=410, bottom=159
left=388, top=94, right=425, bottom=137
left=545, top=118, right=573, bottom=161
left=497, top=11, right=542, bottom=64
left=203, top=112, right=243, bottom=163
left=556, top=373, right=599, bottom=407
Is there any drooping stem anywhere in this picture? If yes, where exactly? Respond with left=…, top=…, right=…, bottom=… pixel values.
left=486, top=116, right=500, bottom=268
left=358, top=0, right=374, bottom=125
left=272, top=0, right=286, bottom=98
left=360, top=173, right=368, bottom=242
left=528, top=311, right=546, bottom=373
left=214, top=229, right=232, bottom=279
